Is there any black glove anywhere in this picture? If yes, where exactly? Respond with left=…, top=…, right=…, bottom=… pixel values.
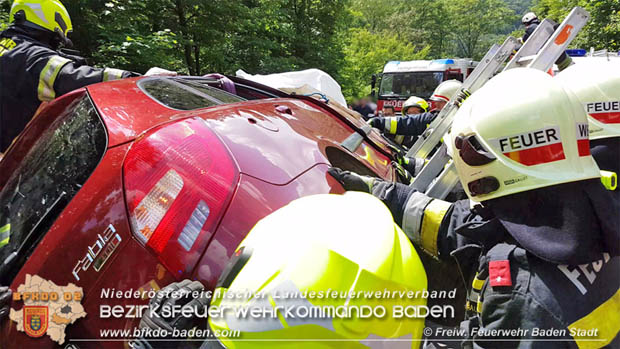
left=328, top=167, right=376, bottom=193
left=137, top=280, right=210, bottom=348
left=0, top=286, right=11, bottom=322
left=367, top=117, right=383, bottom=129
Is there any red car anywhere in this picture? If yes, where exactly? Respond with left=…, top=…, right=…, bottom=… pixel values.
left=0, top=75, right=398, bottom=347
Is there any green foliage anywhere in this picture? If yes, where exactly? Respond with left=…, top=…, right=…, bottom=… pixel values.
left=448, top=0, right=517, bottom=58
left=535, top=0, right=620, bottom=51
left=0, top=1, right=9, bottom=31
left=0, top=0, right=618, bottom=100
left=340, top=28, right=429, bottom=99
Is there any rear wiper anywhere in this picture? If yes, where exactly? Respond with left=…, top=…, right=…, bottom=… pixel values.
left=1, top=191, right=67, bottom=277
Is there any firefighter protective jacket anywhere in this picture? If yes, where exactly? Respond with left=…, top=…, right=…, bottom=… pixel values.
left=370, top=110, right=439, bottom=148
left=370, top=110, right=438, bottom=137
left=0, top=26, right=133, bottom=152
left=368, top=179, right=620, bottom=348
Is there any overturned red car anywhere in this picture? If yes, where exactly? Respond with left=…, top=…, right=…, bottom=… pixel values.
left=0, top=75, right=398, bottom=347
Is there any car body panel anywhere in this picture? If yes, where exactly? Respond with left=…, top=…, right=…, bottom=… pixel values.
left=193, top=165, right=347, bottom=289
left=2, top=76, right=397, bottom=347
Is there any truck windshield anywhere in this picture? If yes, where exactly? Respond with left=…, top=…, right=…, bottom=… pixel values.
left=379, top=72, right=444, bottom=99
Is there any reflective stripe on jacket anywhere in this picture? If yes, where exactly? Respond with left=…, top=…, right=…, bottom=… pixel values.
left=0, top=26, right=133, bottom=151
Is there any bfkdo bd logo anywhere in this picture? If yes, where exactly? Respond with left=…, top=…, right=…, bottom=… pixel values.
left=9, top=275, right=86, bottom=345
left=24, top=306, right=49, bottom=337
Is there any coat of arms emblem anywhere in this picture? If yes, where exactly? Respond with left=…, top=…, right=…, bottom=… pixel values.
left=23, top=306, right=48, bottom=338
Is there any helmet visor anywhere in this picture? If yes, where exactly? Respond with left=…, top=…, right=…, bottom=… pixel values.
left=455, top=134, right=496, bottom=166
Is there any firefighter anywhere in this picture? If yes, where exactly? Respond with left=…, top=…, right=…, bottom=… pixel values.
left=367, top=95, right=430, bottom=149
left=555, top=60, right=620, bottom=193
left=0, top=0, right=174, bottom=152
left=521, top=12, right=572, bottom=71
left=367, top=81, right=461, bottom=141
left=429, top=79, right=462, bottom=112
left=330, top=68, right=620, bottom=347
left=368, top=80, right=464, bottom=177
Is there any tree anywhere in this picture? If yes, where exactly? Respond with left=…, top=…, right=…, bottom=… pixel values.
left=535, top=0, right=620, bottom=51
left=340, top=28, right=429, bottom=100
left=447, top=0, right=516, bottom=59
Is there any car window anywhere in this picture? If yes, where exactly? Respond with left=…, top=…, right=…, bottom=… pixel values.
left=175, top=80, right=246, bottom=104
left=0, top=96, right=107, bottom=284
left=139, top=78, right=219, bottom=110
left=139, top=78, right=245, bottom=111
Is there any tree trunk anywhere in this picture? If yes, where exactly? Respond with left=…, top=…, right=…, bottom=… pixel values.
left=174, top=0, right=195, bottom=75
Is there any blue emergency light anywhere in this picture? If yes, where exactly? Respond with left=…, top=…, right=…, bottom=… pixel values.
left=565, top=49, right=587, bottom=57
left=432, top=59, right=455, bottom=65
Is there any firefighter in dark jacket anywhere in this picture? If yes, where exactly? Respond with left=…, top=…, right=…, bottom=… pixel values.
left=330, top=68, right=620, bottom=348
left=555, top=60, right=620, bottom=197
left=0, top=0, right=174, bottom=153
left=368, top=95, right=432, bottom=149
left=368, top=80, right=462, bottom=142
left=368, top=80, right=464, bottom=179
left=521, top=12, right=573, bottom=72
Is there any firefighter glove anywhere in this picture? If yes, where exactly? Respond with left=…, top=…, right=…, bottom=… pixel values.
left=328, top=167, right=376, bottom=193
left=367, top=117, right=383, bottom=130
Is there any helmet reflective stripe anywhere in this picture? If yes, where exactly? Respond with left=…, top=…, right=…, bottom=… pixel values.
left=222, top=292, right=287, bottom=332
left=38, top=55, right=71, bottom=101
left=19, top=2, right=49, bottom=24
left=490, top=126, right=565, bottom=166
left=585, top=102, right=620, bottom=124
left=556, top=61, right=620, bottom=140
left=10, top=0, right=73, bottom=38
left=450, top=68, right=599, bottom=201
left=430, top=80, right=462, bottom=103
left=402, top=96, right=429, bottom=114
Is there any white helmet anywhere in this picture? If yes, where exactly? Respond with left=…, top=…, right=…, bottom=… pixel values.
left=522, top=12, right=538, bottom=25
left=449, top=68, right=600, bottom=201
left=429, top=80, right=462, bottom=103
left=402, top=96, right=429, bottom=114
left=555, top=61, right=620, bottom=140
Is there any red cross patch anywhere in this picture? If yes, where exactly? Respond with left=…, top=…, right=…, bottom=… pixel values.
left=489, top=260, right=512, bottom=287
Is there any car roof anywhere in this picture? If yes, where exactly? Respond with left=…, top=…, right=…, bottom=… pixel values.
left=86, top=76, right=252, bottom=147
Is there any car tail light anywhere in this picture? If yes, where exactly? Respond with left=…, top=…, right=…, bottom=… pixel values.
left=123, top=118, right=238, bottom=273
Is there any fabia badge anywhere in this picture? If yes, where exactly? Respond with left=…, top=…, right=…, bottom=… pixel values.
left=24, top=306, right=49, bottom=337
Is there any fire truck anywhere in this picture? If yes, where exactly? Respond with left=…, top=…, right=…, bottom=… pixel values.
left=372, top=58, right=478, bottom=114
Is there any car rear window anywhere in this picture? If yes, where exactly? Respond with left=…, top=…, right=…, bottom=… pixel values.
left=175, top=80, right=245, bottom=104
left=0, top=96, right=107, bottom=284
left=139, top=78, right=245, bottom=110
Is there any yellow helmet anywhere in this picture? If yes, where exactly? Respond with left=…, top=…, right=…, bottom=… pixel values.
left=10, top=0, right=72, bottom=42
left=555, top=61, right=620, bottom=140
left=448, top=68, right=600, bottom=201
left=402, top=96, right=429, bottom=114
left=208, top=192, right=428, bottom=348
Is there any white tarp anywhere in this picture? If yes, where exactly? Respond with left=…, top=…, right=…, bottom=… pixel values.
left=236, top=68, right=347, bottom=107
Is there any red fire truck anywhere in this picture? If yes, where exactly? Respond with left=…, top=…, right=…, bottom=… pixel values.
left=372, top=58, right=478, bottom=114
